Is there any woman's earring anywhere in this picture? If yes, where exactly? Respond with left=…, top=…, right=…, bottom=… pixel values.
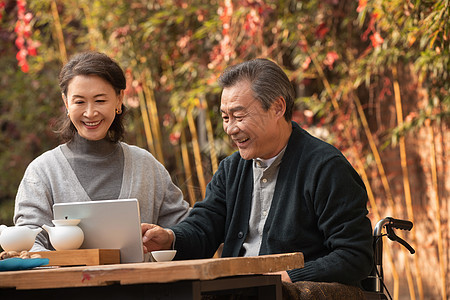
left=67, top=111, right=70, bottom=117
left=115, top=108, right=122, bottom=114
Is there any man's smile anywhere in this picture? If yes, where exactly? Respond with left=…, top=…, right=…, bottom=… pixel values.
left=233, top=137, right=250, bottom=146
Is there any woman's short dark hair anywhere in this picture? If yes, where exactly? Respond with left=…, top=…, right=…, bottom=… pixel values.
left=218, top=58, right=295, bottom=121
left=56, top=51, right=127, bottom=143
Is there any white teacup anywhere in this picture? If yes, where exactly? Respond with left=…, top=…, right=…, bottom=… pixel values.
left=151, top=250, right=177, bottom=262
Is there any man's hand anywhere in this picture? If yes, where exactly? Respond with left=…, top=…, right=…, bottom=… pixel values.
left=141, top=223, right=174, bottom=253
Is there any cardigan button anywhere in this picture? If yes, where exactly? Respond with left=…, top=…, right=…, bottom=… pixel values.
left=237, top=232, right=244, bottom=239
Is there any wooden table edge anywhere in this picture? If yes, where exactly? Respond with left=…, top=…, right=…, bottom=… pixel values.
left=0, top=252, right=304, bottom=290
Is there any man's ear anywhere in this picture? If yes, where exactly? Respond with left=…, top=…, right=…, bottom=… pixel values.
left=272, top=96, right=286, bottom=119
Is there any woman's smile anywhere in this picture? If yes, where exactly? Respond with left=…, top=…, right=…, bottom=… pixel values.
left=83, top=120, right=102, bottom=128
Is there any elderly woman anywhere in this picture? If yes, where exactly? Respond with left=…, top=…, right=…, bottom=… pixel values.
left=14, top=51, right=190, bottom=252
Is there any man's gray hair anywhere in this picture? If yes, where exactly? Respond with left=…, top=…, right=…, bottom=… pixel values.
left=218, top=58, right=295, bottom=121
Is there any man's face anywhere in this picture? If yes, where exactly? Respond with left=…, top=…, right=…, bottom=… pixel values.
left=220, top=80, right=283, bottom=160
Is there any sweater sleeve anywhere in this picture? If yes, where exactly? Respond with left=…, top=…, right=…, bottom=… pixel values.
left=170, top=159, right=229, bottom=259
left=154, top=162, right=191, bottom=227
left=14, top=162, right=54, bottom=251
left=287, top=156, right=373, bottom=285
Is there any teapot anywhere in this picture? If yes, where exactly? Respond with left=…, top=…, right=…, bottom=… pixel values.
left=42, top=219, right=84, bottom=251
left=0, top=225, right=42, bottom=252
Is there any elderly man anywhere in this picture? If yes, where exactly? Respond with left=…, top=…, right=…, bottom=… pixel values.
left=142, top=58, right=373, bottom=287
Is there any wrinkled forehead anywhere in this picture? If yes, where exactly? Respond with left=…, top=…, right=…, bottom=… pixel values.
left=220, top=80, right=261, bottom=112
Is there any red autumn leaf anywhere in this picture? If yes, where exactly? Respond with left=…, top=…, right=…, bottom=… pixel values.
left=315, top=23, right=329, bottom=39
left=357, top=0, right=367, bottom=13
left=14, top=21, right=22, bottom=33
left=370, top=32, right=384, bottom=47
left=15, top=36, right=24, bottom=49
left=324, top=51, right=339, bottom=69
left=297, top=40, right=308, bottom=52
left=28, top=46, right=37, bottom=56
left=16, top=48, right=27, bottom=61
left=17, top=0, right=25, bottom=11
left=23, top=24, right=32, bottom=37
left=302, top=57, right=311, bottom=70
left=163, top=114, right=172, bottom=127
left=20, top=62, right=29, bottom=73
left=169, top=132, right=181, bottom=145
left=24, top=12, right=33, bottom=23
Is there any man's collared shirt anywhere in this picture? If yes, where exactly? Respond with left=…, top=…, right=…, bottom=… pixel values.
left=242, top=147, right=286, bottom=256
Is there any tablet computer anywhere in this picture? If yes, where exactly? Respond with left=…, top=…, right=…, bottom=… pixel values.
left=53, top=199, right=144, bottom=263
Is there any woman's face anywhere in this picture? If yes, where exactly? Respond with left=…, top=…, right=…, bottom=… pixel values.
left=63, top=75, right=123, bottom=141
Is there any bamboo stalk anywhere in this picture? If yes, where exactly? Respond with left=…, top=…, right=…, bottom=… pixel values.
left=201, top=97, right=218, bottom=173
left=348, top=110, right=379, bottom=216
left=348, top=109, right=401, bottom=300
left=352, top=93, right=395, bottom=209
left=392, top=66, right=423, bottom=300
left=134, top=111, right=144, bottom=147
left=392, top=253, right=400, bottom=300
left=348, top=137, right=402, bottom=299
left=309, top=39, right=396, bottom=209
left=305, top=47, right=339, bottom=112
left=137, top=89, right=156, bottom=155
left=305, top=35, right=407, bottom=298
left=352, top=92, right=419, bottom=300
left=80, top=2, right=97, bottom=50
left=313, top=61, right=404, bottom=297
left=404, top=254, right=415, bottom=300
left=187, top=106, right=206, bottom=199
left=173, top=142, right=187, bottom=200
left=426, top=119, right=447, bottom=300
left=310, top=46, right=404, bottom=296
left=142, top=71, right=164, bottom=164
left=50, top=0, right=67, bottom=63
left=179, top=120, right=197, bottom=207
left=354, top=155, right=378, bottom=217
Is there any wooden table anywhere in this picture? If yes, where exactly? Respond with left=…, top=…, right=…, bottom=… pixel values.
left=0, top=252, right=303, bottom=299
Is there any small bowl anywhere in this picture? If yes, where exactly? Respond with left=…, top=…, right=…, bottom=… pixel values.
left=151, top=250, right=177, bottom=262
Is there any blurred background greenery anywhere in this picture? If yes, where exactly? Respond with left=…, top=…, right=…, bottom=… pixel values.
left=0, top=1, right=448, bottom=299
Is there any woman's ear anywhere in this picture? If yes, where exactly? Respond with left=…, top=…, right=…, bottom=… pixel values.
left=62, top=93, right=68, bottom=110
left=117, top=90, right=124, bottom=108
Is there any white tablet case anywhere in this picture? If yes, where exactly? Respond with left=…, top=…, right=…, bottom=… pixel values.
left=53, top=199, right=144, bottom=263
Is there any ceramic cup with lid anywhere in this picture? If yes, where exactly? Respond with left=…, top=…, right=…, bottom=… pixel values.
left=42, top=219, right=84, bottom=251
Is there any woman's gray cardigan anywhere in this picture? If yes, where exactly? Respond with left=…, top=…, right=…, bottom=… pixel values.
left=14, top=142, right=190, bottom=251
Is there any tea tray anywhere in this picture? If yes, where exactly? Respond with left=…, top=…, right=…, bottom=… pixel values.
left=30, top=249, right=120, bottom=266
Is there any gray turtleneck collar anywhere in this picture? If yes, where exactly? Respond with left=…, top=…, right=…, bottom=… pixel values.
left=61, top=133, right=124, bottom=200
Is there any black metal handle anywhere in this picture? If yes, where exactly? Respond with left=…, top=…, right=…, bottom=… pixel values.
left=386, top=217, right=413, bottom=231
left=386, top=226, right=415, bottom=254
